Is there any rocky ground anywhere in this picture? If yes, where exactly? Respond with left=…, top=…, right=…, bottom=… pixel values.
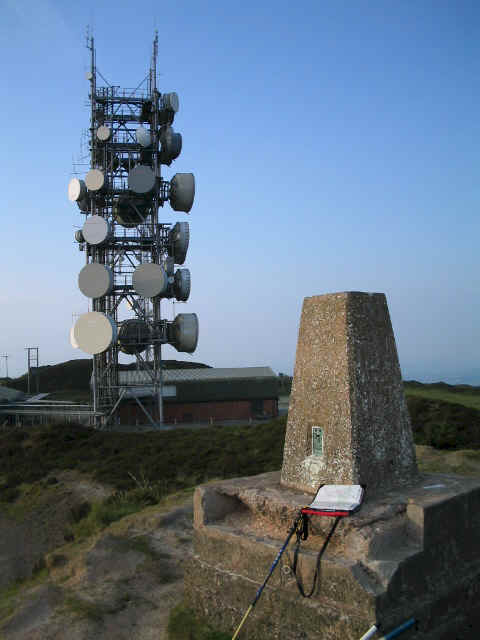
left=1, top=445, right=479, bottom=640
left=0, top=474, right=194, bottom=640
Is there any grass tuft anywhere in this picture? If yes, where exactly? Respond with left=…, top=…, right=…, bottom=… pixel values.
left=167, top=603, right=231, bottom=640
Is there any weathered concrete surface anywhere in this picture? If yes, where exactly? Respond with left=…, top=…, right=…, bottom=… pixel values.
left=185, top=471, right=480, bottom=639
left=281, top=292, right=418, bottom=494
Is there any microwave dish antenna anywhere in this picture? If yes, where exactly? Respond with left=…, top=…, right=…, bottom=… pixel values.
left=160, top=126, right=182, bottom=165
left=128, top=165, right=156, bottom=194
left=96, top=125, right=111, bottom=142
left=132, top=263, right=168, bottom=298
left=73, top=312, right=117, bottom=355
left=82, top=215, right=112, bottom=245
left=174, top=268, right=191, bottom=301
left=78, top=263, right=114, bottom=298
left=118, top=319, right=151, bottom=354
left=171, top=313, right=198, bottom=353
left=70, top=326, right=79, bottom=349
left=169, top=173, right=195, bottom=212
left=163, top=92, right=179, bottom=112
left=68, top=178, right=87, bottom=202
left=168, top=221, right=189, bottom=264
left=85, top=168, right=105, bottom=191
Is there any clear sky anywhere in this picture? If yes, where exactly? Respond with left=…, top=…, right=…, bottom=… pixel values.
left=0, top=0, right=478, bottom=383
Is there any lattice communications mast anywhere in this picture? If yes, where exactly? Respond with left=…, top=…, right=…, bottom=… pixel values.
left=68, top=34, right=198, bottom=428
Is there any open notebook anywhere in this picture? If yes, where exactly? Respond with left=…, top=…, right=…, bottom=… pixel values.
left=302, top=485, right=364, bottom=516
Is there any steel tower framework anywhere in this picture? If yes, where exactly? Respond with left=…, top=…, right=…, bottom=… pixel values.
left=69, top=34, right=198, bottom=428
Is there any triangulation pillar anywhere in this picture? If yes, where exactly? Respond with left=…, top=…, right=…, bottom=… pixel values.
left=184, top=292, right=480, bottom=640
left=281, top=291, right=418, bottom=494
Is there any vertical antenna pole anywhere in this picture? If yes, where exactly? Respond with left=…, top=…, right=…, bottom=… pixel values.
left=25, top=347, right=39, bottom=395
left=87, top=33, right=100, bottom=429
left=1, top=355, right=8, bottom=378
left=92, top=359, right=98, bottom=419
left=35, top=348, right=39, bottom=393
left=151, top=31, right=163, bottom=427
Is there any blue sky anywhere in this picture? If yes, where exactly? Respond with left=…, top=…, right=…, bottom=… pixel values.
left=0, top=0, right=478, bottom=383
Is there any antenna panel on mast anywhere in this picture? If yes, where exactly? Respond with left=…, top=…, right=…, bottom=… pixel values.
left=169, top=173, right=195, bottom=212
left=73, top=312, right=117, bottom=355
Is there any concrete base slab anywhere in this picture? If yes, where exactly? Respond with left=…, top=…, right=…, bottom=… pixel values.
left=185, top=471, right=480, bottom=639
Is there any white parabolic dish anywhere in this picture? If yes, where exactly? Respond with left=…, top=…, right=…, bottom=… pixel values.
left=82, top=215, right=111, bottom=245
left=70, top=326, right=79, bottom=349
left=73, top=312, right=117, bottom=355
left=85, top=169, right=105, bottom=192
left=133, top=263, right=168, bottom=298
left=68, top=178, right=87, bottom=202
left=96, top=125, right=111, bottom=142
left=78, top=263, right=113, bottom=298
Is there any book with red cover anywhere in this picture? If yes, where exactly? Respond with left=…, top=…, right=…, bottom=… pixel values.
left=301, top=484, right=364, bottom=517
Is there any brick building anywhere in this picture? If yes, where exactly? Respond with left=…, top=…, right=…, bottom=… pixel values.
left=117, top=367, right=279, bottom=424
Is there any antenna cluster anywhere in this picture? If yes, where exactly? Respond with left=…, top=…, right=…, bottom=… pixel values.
left=68, top=34, right=199, bottom=426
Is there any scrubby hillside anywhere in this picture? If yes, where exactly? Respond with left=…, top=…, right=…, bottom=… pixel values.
left=0, top=419, right=479, bottom=639
left=0, top=359, right=211, bottom=394
left=407, top=396, right=480, bottom=449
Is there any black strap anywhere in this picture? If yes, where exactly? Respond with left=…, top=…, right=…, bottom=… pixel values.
left=290, top=515, right=341, bottom=598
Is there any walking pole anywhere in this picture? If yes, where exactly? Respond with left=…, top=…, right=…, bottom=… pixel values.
left=231, top=513, right=302, bottom=640
left=378, top=618, right=415, bottom=640
left=359, top=625, right=379, bottom=640
left=359, top=618, right=416, bottom=640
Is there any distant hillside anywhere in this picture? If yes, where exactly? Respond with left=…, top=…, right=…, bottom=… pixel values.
left=407, top=396, right=480, bottom=449
left=404, top=381, right=480, bottom=411
left=404, top=380, right=480, bottom=394
left=0, top=359, right=211, bottom=394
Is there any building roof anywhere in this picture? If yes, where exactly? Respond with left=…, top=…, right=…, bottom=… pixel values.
left=119, top=367, right=276, bottom=386
left=0, top=385, right=25, bottom=403
left=117, top=367, right=279, bottom=402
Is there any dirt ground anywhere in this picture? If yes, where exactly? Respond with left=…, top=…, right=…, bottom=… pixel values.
left=0, top=473, right=194, bottom=640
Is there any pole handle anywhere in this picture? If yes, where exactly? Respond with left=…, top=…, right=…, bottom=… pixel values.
left=359, top=625, right=379, bottom=640
left=231, top=604, right=253, bottom=640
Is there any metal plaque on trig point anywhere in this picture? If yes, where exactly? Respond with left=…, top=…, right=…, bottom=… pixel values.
left=312, top=427, right=323, bottom=456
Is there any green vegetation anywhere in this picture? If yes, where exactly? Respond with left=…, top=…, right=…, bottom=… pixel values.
left=67, top=481, right=179, bottom=541
left=406, top=395, right=480, bottom=449
left=168, top=603, right=231, bottom=640
left=1, top=389, right=479, bottom=509
left=0, top=418, right=287, bottom=497
left=0, top=568, right=49, bottom=625
left=404, top=384, right=480, bottom=411
left=277, top=373, right=293, bottom=395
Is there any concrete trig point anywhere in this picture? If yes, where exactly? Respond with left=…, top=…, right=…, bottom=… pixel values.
left=281, top=291, right=418, bottom=494
left=185, top=292, right=480, bottom=639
